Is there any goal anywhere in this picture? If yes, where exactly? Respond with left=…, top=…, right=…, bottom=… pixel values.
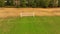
left=20, top=11, right=35, bottom=17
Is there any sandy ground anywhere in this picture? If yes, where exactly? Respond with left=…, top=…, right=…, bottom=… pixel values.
left=0, top=8, right=60, bottom=18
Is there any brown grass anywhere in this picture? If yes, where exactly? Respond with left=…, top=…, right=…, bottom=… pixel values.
left=0, top=8, right=60, bottom=18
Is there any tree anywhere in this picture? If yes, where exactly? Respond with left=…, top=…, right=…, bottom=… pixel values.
left=28, top=0, right=36, bottom=7
left=44, top=0, right=51, bottom=7
left=53, top=0, right=58, bottom=7
left=20, top=0, right=27, bottom=7
left=0, top=0, right=5, bottom=7
left=58, top=0, right=60, bottom=7
left=0, top=0, right=59, bottom=8
left=5, top=0, right=14, bottom=6
left=0, top=1, right=2, bottom=7
left=39, top=0, right=51, bottom=8
left=34, top=0, right=40, bottom=7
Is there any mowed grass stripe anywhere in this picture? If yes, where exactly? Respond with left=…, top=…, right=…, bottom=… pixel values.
left=0, top=16, right=60, bottom=34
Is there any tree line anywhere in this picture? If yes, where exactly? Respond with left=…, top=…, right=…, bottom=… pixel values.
left=0, top=0, right=60, bottom=8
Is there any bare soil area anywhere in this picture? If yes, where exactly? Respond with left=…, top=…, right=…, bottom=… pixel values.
left=0, top=8, right=60, bottom=18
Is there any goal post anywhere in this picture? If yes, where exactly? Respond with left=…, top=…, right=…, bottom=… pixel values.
left=32, top=12, right=35, bottom=17
left=20, top=12, right=22, bottom=17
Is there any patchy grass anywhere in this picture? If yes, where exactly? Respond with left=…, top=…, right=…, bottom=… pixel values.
left=0, top=16, right=60, bottom=34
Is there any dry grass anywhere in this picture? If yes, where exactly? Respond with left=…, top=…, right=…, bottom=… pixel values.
left=0, top=8, right=60, bottom=18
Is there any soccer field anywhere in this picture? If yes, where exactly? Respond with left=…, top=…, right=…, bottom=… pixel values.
left=0, top=16, right=60, bottom=34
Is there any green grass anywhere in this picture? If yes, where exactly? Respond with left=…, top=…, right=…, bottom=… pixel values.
left=0, top=16, right=60, bottom=34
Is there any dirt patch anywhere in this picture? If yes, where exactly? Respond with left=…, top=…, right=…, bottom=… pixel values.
left=0, top=8, right=60, bottom=18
